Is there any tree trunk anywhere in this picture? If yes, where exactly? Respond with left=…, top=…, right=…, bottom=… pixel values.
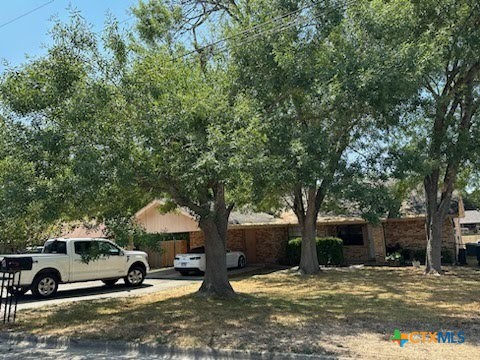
left=294, top=186, right=320, bottom=275
left=196, top=184, right=235, bottom=298
left=425, top=212, right=443, bottom=274
left=423, top=173, right=452, bottom=275
left=197, top=217, right=235, bottom=298
left=299, top=213, right=320, bottom=274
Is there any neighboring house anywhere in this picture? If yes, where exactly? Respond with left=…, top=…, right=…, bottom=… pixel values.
left=64, top=193, right=464, bottom=267
left=460, top=210, right=480, bottom=244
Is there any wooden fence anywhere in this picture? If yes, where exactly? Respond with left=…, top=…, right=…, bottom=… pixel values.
left=145, top=239, right=188, bottom=269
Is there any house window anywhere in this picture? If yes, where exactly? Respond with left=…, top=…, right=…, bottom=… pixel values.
left=337, top=225, right=364, bottom=246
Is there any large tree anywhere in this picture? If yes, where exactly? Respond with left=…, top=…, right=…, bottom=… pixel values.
left=0, top=118, right=61, bottom=252
left=219, top=0, right=421, bottom=273
left=387, top=0, right=480, bottom=274
left=1, top=11, right=264, bottom=297
left=130, top=0, right=422, bottom=274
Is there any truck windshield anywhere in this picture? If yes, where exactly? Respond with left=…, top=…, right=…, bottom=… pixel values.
left=43, top=240, right=67, bottom=254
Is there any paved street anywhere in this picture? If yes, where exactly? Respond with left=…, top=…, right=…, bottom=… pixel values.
left=13, top=266, right=260, bottom=310
left=14, top=268, right=201, bottom=310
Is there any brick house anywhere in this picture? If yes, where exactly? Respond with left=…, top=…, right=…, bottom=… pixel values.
left=64, top=194, right=464, bottom=266
left=130, top=195, right=464, bottom=265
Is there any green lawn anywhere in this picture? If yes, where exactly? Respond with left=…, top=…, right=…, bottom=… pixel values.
left=10, top=266, right=480, bottom=359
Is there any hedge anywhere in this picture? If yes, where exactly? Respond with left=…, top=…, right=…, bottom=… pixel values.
left=286, top=237, right=344, bottom=266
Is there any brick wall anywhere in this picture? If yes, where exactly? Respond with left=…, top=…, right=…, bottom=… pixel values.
left=255, top=226, right=289, bottom=263
left=371, top=225, right=386, bottom=263
left=189, top=231, right=205, bottom=249
left=384, top=218, right=456, bottom=252
left=343, top=245, right=369, bottom=262
left=188, top=229, right=246, bottom=251
left=317, top=225, right=328, bottom=237
left=188, top=226, right=288, bottom=264
left=227, top=229, right=246, bottom=252
left=187, top=219, right=456, bottom=265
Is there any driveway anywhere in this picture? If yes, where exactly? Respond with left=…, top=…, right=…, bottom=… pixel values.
left=148, top=265, right=262, bottom=280
left=13, top=266, right=261, bottom=310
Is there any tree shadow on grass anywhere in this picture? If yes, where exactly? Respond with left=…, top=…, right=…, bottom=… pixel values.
left=16, top=283, right=154, bottom=305
left=27, top=277, right=480, bottom=357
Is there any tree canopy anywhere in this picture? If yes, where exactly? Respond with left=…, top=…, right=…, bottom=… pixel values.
left=1, top=0, right=479, bottom=292
left=385, top=0, right=480, bottom=273
left=0, top=10, right=266, bottom=297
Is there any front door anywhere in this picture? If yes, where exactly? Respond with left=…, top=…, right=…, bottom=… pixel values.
left=71, top=240, right=99, bottom=282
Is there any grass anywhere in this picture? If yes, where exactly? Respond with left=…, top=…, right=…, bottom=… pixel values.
left=9, top=266, right=480, bottom=359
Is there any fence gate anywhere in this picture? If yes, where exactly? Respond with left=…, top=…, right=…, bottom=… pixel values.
left=146, top=240, right=188, bottom=269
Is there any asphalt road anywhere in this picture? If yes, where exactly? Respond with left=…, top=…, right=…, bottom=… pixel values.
left=13, top=266, right=260, bottom=310
left=14, top=268, right=201, bottom=310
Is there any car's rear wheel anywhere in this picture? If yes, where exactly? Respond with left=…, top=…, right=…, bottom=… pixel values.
left=124, top=266, right=145, bottom=287
left=102, top=279, right=119, bottom=287
left=238, top=255, right=246, bottom=268
left=31, top=273, right=59, bottom=298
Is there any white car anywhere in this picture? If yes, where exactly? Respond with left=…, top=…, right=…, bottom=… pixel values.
left=174, top=246, right=246, bottom=275
left=0, top=238, right=149, bottom=298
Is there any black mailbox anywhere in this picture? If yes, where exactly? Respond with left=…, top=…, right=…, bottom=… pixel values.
left=0, top=257, right=33, bottom=271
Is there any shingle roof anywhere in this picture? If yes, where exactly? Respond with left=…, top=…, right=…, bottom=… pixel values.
left=460, top=210, right=480, bottom=224
left=227, top=189, right=462, bottom=227
left=133, top=188, right=463, bottom=230
left=228, top=211, right=279, bottom=225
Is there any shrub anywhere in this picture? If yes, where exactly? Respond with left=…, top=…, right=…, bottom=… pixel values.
left=286, top=238, right=302, bottom=265
left=441, top=250, right=454, bottom=264
left=386, top=243, right=401, bottom=255
left=400, top=248, right=412, bottom=262
left=316, top=237, right=344, bottom=265
left=385, top=251, right=403, bottom=264
left=286, top=237, right=344, bottom=266
left=412, top=249, right=426, bottom=263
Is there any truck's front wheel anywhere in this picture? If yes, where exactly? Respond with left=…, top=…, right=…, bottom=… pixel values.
left=124, top=266, right=145, bottom=287
left=32, top=273, right=59, bottom=298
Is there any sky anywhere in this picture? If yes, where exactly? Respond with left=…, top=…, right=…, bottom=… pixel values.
left=0, top=0, right=138, bottom=72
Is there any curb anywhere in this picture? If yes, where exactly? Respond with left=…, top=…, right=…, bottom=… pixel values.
left=0, top=331, right=336, bottom=359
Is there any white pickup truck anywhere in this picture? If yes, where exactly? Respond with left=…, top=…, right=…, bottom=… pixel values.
left=0, top=238, right=149, bottom=298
